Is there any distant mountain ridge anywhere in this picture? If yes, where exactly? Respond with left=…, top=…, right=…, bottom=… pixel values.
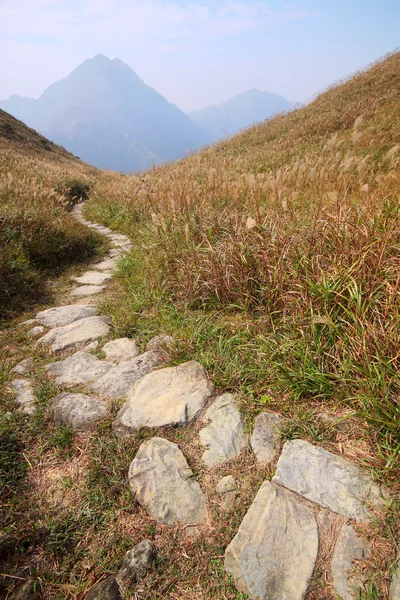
left=188, top=89, right=294, bottom=141
left=0, top=54, right=209, bottom=172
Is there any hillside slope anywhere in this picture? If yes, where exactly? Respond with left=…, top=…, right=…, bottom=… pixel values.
left=0, top=54, right=210, bottom=172
left=188, top=88, right=294, bottom=141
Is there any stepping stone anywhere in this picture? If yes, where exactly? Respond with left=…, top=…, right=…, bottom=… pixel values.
left=45, top=352, right=112, bottom=386
left=27, top=325, right=45, bottom=337
left=199, top=394, right=247, bottom=467
left=8, top=379, right=36, bottom=414
left=117, top=540, right=156, bottom=588
left=216, top=475, right=237, bottom=511
left=38, top=316, right=111, bottom=353
left=72, top=271, right=113, bottom=286
left=94, top=258, right=118, bottom=271
left=251, top=412, right=283, bottom=464
left=225, top=481, right=318, bottom=600
left=11, top=358, right=33, bottom=375
left=71, top=285, right=106, bottom=296
left=114, top=360, right=214, bottom=437
left=272, top=440, right=387, bottom=521
left=146, top=334, right=174, bottom=352
left=90, top=351, right=163, bottom=400
left=85, top=576, right=122, bottom=600
left=391, top=560, right=400, bottom=600
left=103, top=337, right=140, bottom=362
left=49, top=393, right=108, bottom=431
left=128, top=437, right=207, bottom=525
left=331, top=524, right=370, bottom=600
left=35, top=304, right=98, bottom=328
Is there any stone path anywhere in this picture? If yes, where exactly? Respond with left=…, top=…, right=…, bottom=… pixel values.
left=6, top=203, right=397, bottom=600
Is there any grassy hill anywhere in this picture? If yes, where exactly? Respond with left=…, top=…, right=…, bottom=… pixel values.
left=86, top=51, right=400, bottom=473
left=0, top=110, right=104, bottom=317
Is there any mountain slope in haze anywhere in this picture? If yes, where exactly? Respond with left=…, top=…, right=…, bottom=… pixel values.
left=0, top=55, right=209, bottom=172
left=188, top=88, right=294, bottom=141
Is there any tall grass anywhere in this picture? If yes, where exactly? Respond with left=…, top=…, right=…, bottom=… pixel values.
left=86, top=51, right=400, bottom=472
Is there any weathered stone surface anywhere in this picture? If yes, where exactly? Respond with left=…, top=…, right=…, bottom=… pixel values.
left=71, top=285, right=106, bottom=296
left=94, top=258, right=118, bottom=271
left=9, top=379, right=35, bottom=414
left=331, top=524, right=370, bottom=600
left=28, top=325, right=45, bottom=337
left=114, top=361, right=214, bottom=436
left=251, top=412, right=283, bottom=464
left=84, top=341, right=100, bottom=352
left=38, top=316, right=111, bottom=353
left=19, top=318, right=37, bottom=328
left=35, top=304, right=98, bottom=328
left=225, top=481, right=318, bottom=600
left=72, top=271, right=113, bottom=285
left=103, top=338, right=140, bottom=362
left=11, top=358, right=33, bottom=375
left=45, top=352, right=112, bottom=386
left=117, top=540, right=156, bottom=587
left=49, top=393, right=108, bottom=431
left=90, top=351, right=163, bottom=400
left=199, top=394, right=246, bottom=467
left=85, top=576, right=122, bottom=600
left=272, top=440, right=386, bottom=521
left=129, top=437, right=207, bottom=525
left=390, top=561, right=400, bottom=600
left=146, top=334, right=174, bottom=352
left=216, top=475, right=237, bottom=511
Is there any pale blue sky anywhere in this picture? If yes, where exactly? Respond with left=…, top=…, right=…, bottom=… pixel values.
left=0, top=0, right=399, bottom=110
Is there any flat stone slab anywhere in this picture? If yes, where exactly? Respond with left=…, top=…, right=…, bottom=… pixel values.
left=225, top=481, right=318, bottom=600
left=128, top=437, right=207, bottom=525
left=199, top=394, right=246, bottom=467
left=35, top=304, right=98, bottom=328
left=94, top=258, right=118, bottom=271
left=90, top=351, right=163, bottom=400
left=9, top=379, right=36, bottom=414
left=331, top=524, right=370, bottom=600
left=114, top=360, right=214, bottom=436
left=103, top=338, right=140, bottom=362
left=45, top=352, right=112, bottom=386
left=72, top=271, right=113, bottom=285
left=49, top=393, right=108, bottom=431
left=391, top=561, right=400, bottom=600
left=71, top=285, right=106, bottom=296
left=251, top=412, right=283, bottom=464
left=38, top=316, right=111, bottom=353
left=272, top=440, right=386, bottom=521
left=11, top=358, right=33, bottom=375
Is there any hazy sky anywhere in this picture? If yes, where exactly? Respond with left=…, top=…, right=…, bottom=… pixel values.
left=0, top=0, right=399, bottom=111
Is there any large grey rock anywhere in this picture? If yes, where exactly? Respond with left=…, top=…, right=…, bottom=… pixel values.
left=128, top=437, right=207, bottom=525
left=85, top=576, right=122, bottom=600
left=49, top=393, right=108, bottom=431
left=38, top=316, right=111, bottom=353
left=272, top=440, right=386, bottom=521
left=251, top=412, right=283, bottom=464
left=117, top=540, right=156, bottom=587
left=72, top=271, right=113, bottom=285
left=11, top=358, right=33, bottom=375
left=90, top=351, right=163, bottom=400
left=225, top=481, right=318, bottom=600
left=71, top=285, right=106, bottom=296
left=331, top=524, right=370, bottom=600
left=8, top=379, right=35, bottom=414
left=45, top=352, right=112, bottom=386
left=114, top=361, right=214, bottom=436
left=103, top=338, right=140, bottom=362
left=35, top=304, right=98, bottom=328
left=199, top=394, right=246, bottom=467
left=94, top=258, right=118, bottom=271
left=27, top=325, right=45, bottom=337
left=390, top=561, right=400, bottom=600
